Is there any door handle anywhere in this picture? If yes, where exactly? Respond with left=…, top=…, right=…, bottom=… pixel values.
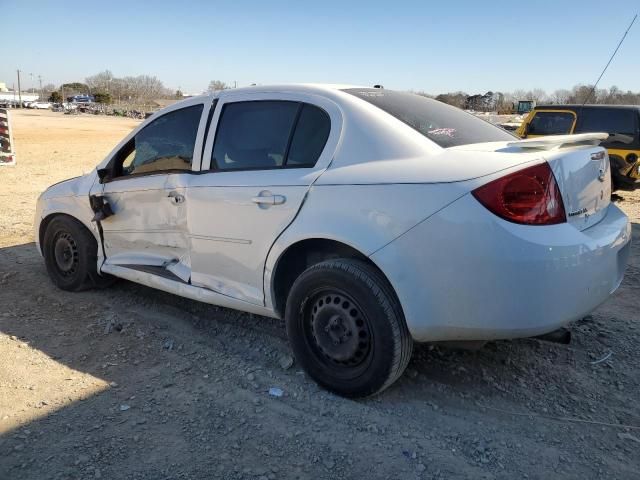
left=252, top=192, right=286, bottom=206
left=168, top=191, right=185, bottom=204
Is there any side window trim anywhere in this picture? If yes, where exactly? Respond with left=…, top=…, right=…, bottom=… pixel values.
left=282, top=103, right=304, bottom=167
left=199, top=99, right=218, bottom=167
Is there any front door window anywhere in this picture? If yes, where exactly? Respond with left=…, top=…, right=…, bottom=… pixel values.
left=113, top=104, right=204, bottom=177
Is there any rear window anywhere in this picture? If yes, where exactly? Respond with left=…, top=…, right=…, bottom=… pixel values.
left=528, top=111, right=575, bottom=135
left=343, top=88, right=515, bottom=148
left=576, top=108, right=638, bottom=146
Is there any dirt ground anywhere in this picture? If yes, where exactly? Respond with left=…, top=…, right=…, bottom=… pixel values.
left=0, top=109, right=639, bottom=480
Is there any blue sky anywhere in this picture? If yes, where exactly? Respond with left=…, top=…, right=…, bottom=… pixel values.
left=2, top=0, right=639, bottom=95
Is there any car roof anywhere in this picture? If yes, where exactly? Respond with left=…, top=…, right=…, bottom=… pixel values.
left=149, top=84, right=375, bottom=121
left=535, top=104, right=640, bottom=112
left=187, top=84, right=370, bottom=102
left=227, top=83, right=365, bottom=93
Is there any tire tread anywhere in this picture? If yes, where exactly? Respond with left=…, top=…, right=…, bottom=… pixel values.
left=43, top=215, right=114, bottom=291
left=292, top=258, right=412, bottom=396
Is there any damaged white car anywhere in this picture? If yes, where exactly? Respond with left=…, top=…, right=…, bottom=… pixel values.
left=35, top=85, right=631, bottom=397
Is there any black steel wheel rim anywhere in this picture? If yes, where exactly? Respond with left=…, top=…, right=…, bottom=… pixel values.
left=53, top=232, right=79, bottom=277
left=304, top=288, right=373, bottom=376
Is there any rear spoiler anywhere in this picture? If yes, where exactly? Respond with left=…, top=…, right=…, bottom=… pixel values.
left=507, top=133, right=609, bottom=150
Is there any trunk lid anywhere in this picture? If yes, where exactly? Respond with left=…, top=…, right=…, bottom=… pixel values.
left=458, top=133, right=611, bottom=230
left=505, top=133, right=611, bottom=230
left=544, top=146, right=611, bottom=231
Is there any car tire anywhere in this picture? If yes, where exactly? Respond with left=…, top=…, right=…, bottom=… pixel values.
left=43, top=215, right=114, bottom=291
left=285, top=258, right=413, bottom=397
left=610, top=156, right=637, bottom=192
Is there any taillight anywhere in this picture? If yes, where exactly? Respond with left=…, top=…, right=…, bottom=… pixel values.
left=472, top=162, right=566, bottom=225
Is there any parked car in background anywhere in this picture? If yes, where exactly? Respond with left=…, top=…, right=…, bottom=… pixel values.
left=35, top=85, right=631, bottom=397
left=516, top=105, right=640, bottom=191
left=68, top=94, right=94, bottom=103
left=29, top=101, right=52, bottom=110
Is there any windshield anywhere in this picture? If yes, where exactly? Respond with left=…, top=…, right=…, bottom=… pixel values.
left=343, top=88, right=515, bottom=148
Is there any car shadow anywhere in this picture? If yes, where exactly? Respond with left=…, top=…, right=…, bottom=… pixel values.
left=0, top=222, right=638, bottom=478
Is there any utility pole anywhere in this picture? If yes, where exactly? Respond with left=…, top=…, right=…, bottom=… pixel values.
left=38, top=75, right=43, bottom=100
left=16, top=70, right=22, bottom=107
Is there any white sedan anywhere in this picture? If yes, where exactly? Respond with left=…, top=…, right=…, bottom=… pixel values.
left=35, top=84, right=631, bottom=397
left=29, top=101, right=52, bottom=109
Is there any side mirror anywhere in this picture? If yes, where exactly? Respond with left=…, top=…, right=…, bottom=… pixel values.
left=97, top=167, right=112, bottom=183
left=522, top=122, right=530, bottom=138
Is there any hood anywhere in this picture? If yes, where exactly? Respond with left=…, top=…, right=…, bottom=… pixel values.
left=39, top=171, right=97, bottom=200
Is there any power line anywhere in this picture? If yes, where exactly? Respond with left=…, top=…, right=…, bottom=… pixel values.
left=582, top=14, right=637, bottom=105
left=16, top=70, right=22, bottom=107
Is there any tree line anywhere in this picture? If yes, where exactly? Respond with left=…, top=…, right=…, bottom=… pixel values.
left=429, top=84, right=640, bottom=113
left=39, top=71, right=235, bottom=104
left=36, top=70, right=640, bottom=111
left=39, top=70, right=179, bottom=104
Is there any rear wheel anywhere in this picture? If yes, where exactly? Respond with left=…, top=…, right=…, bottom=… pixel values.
left=43, top=215, right=114, bottom=291
left=285, top=259, right=412, bottom=397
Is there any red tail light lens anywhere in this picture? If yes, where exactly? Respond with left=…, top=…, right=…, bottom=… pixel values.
left=472, top=162, right=566, bottom=225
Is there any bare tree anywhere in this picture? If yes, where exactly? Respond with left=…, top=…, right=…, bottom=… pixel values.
left=568, top=84, right=595, bottom=104
left=41, top=83, right=57, bottom=99
left=529, top=89, right=548, bottom=103
left=85, top=70, right=173, bottom=104
left=208, top=80, right=229, bottom=92
left=511, top=89, right=529, bottom=101
left=550, top=89, right=571, bottom=104
left=86, top=70, right=114, bottom=94
left=434, top=91, right=468, bottom=109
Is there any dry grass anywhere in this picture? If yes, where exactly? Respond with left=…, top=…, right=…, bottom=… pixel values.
left=0, top=110, right=139, bottom=247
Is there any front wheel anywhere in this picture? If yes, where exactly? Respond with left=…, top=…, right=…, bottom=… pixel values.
left=43, top=215, right=114, bottom=291
left=285, top=259, right=413, bottom=397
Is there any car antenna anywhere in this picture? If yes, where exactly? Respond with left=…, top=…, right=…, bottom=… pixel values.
left=581, top=13, right=637, bottom=106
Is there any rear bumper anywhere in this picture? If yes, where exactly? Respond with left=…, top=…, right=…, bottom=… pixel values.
left=372, top=194, right=631, bottom=342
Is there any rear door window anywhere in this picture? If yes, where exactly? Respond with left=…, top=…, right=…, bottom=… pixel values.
left=576, top=109, right=638, bottom=146
left=527, top=111, right=575, bottom=135
left=212, top=101, right=298, bottom=170
left=211, top=101, right=330, bottom=170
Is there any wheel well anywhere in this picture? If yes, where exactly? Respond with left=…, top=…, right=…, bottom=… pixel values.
left=272, top=238, right=390, bottom=318
left=39, top=213, right=92, bottom=250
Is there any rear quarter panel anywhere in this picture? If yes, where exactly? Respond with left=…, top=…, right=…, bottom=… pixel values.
left=263, top=182, right=472, bottom=311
